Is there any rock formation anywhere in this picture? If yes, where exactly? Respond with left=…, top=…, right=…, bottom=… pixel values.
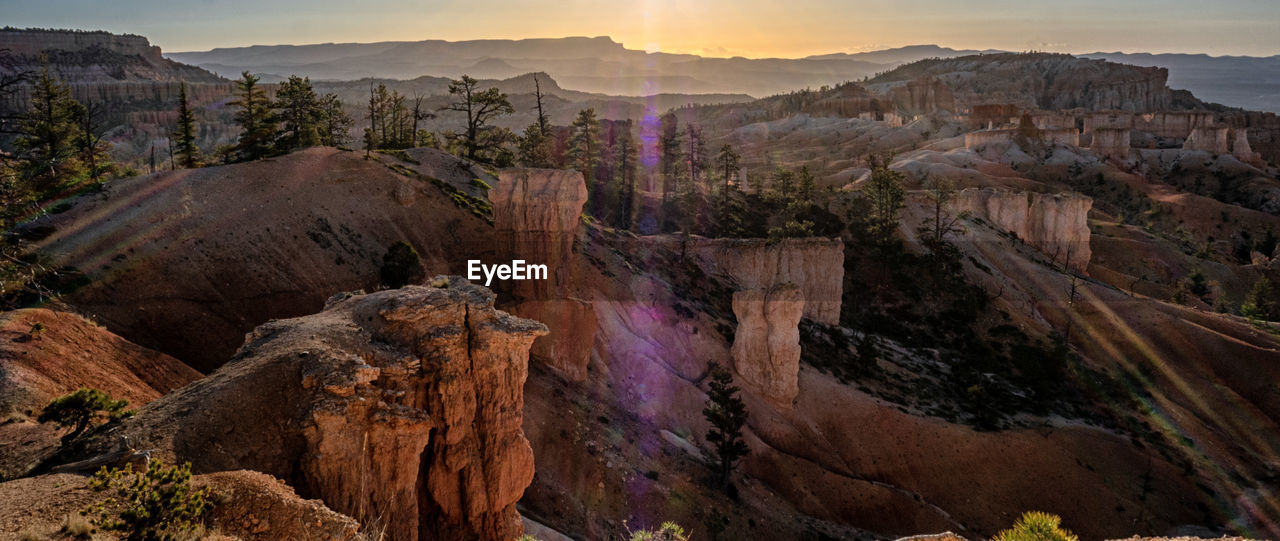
left=637, top=237, right=844, bottom=324
left=1090, top=128, right=1131, bottom=160
left=951, top=188, right=1093, bottom=271
left=490, top=168, right=597, bottom=381
left=73, top=280, right=546, bottom=541
left=730, top=284, right=804, bottom=408
left=1232, top=129, right=1264, bottom=165
left=1184, top=127, right=1230, bottom=154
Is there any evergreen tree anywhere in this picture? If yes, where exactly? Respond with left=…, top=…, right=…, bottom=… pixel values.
left=439, top=75, right=514, bottom=163
left=771, top=167, right=795, bottom=197
left=615, top=119, right=639, bottom=229
left=275, top=75, right=323, bottom=150
left=230, top=71, right=275, bottom=160
left=686, top=124, right=708, bottom=188
left=797, top=165, right=816, bottom=202
left=568, top=108, right=601, bottom=183
left=517, top=122, right=552, bottom=167
left=715, top=144, right=740, bottom=197
left=13, top=66, right=85, bottom=194
left=864, top=158, right=905, bottom=242
left=319, top=93, right=353, bottom=146
left=658, top=113, right=684, bottom=214
left=703, top=364, right=749, bottom=491
left=38, top=388, right=132, bottom=441
left=1242, top=277, right=1277, bottom=321
left=77, top=99, right=114, bottom=184
left=172, top=82, right=200, bottom=168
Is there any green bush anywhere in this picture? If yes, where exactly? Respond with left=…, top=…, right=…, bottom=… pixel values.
left=629, top=522, right=689, bottom=541
left=379, top=241, right=426, bottom=289
left=991, top=511, right=1078, bottom=541
left=86, top=460, right=212, bottom=541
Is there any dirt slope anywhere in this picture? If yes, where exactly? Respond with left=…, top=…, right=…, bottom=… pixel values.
left=32, top=147, right=494, bottom=371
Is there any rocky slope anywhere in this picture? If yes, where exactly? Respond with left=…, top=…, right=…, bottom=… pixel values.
left=56, top=281, right=546, bottom=541
left=32, top=147, right=495, bottom=371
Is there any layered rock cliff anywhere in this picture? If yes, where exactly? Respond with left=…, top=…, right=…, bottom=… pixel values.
left=490, top=168, right=597, bottom=381
left=950, top=188, right=1093, bottom=271
left=68, top=280, right=546, bottom=541
left=730, top=284, right=804, bottom=408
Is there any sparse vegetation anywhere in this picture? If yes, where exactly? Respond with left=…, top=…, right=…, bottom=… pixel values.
left=991, top=511, right=1078, bottom=541
left=86, top=459, right=212, bottom=541
left=38, top=388, right=133, bottom=441
left=379, top=241, right=426, bottom=289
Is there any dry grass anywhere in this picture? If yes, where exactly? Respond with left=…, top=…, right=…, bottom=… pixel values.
left=60, top=513, right=93, bottom=538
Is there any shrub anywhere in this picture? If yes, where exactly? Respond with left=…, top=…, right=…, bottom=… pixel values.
left=38, top=388, right=133, bottom=441
left=379, top=241, right=426, bottom=289
left=86, top=459, right=212, bottom=541
left=629, top=522, right=689, bottom=541
left=991, top=511, right=1078, bottom=541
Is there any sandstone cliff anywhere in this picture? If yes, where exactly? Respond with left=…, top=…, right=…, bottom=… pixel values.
left=730, top=284, right=804, bottom=408
left=63, top=280, right=546, bottom=541
left=950, top=188, right=1093, bottom=271
left=490, top=168, right=597, bottom=381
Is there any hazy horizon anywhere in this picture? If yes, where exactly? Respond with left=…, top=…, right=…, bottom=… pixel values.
left=4, top=0, right=1278, bottom=59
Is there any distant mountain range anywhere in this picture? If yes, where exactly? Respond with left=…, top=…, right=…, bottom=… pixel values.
left=168, top=39, right=1280, bottom=112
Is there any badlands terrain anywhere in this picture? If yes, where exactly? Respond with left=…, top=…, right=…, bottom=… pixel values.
left=1, top=27, right=1280, bottom=541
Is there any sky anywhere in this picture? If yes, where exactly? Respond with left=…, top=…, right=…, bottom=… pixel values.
left=3, top=0, right=1278, bottom=58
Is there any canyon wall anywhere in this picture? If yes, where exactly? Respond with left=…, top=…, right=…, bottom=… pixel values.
left=951, top=188, right=1093, bottom=271
left=730, top=284, right=804, bottom=409
left=490, top=168, right=597, bottom=381
left=81, top=281, right=546, bottom=541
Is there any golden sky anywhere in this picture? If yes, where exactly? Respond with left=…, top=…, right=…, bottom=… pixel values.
left=7, top=0, right=1280, bottom=57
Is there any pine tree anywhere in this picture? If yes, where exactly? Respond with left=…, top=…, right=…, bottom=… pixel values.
left=14, top=66, right=86, bottom=194
left=440, top=75, right=514, bottom=163
left=703, top=364, right=749, bottom=491
left=319, top=93, right=353, bottom=146
left=275, top=75, right=323, bottom=150
left=1242, top=277, right=1276, bottom=322
left=230, top=71, right=275, bottom=160
left=658, top=113, right=683, bottom=200
left=797, top=165, right=816, bottom=202
left=568, top=108, right=601, bottom=183
left=615, top=119, right=639, bottom=229
left=38, top=388, right=132, bottom=441
left=518, top=122, right=552, bottom=167
left=715, top=144, right=740, bottom=197
left=172, top=82, right=200, bottom=168
left=864, top=158, right=905, bottom=242
left=77, top=99, right=114, bottom=184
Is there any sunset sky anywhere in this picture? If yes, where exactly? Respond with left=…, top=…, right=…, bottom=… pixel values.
left=4, top=0, right=1279, bottom=57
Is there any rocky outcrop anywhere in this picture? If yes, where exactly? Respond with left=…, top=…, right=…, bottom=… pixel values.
left=1090, top=128, right=1131, bottom=160
left=1233, top=129, right=1264, bottom=165
left=730, top=284, right=804, bottom=408
left=952, top=188, right=1093, bottom=271
left=75, top=280, right=546, bottom=541
left=639, top=237, right=844, bottom=324
left=890, top=77, right=956, bottom=114
left=1184, top=127, right=1230, bottom=154
left=490, top=168, right=596, bottom=381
